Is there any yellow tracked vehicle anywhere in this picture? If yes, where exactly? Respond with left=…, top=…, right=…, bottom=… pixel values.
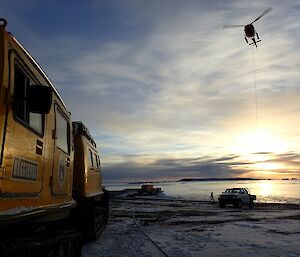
left=0, top=19, right=108, bottom=256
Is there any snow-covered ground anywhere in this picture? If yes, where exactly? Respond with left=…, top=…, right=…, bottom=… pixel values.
left=83, top=193, right=300, bottom=257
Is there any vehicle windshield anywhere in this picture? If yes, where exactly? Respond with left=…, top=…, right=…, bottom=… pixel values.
left=225, top=189, right=240, bottom=193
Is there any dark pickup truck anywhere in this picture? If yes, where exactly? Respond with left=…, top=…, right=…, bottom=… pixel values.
left=218, top=188, right=256, bottom=208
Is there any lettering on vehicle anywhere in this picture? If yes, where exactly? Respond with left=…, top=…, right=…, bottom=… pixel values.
left=12, top=157, right=38, bottom=181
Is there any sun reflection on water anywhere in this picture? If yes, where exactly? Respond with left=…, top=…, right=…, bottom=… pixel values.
left=258, top=181, right=273, bottom=196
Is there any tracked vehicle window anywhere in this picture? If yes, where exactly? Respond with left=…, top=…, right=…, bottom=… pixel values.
left=94, top=153, right=99, bottom=168
left=89, top=149, right=94, bottom=167
left=56, top=110, right=70, bottom=153
left=14, top=65, right=43, bottom=134
left=98, top=155, right=101, bottom=167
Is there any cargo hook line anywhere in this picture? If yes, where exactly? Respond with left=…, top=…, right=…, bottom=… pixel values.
left=132, top=208, right=170, bottom=257
left=252, top=45, right=258, bottom=132
left=251, top=45, right=258, bottom=182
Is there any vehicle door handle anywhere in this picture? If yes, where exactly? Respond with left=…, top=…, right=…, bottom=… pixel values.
left=66, top=157, right=70, bottom=167
left=36, top=140, right=43, bottom=155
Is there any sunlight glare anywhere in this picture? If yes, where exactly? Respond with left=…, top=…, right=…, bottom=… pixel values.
left=232, top=129, right=289, bottom=156
left=254, top=162, right=282, bottom=171
left=258, top=181, right=273, bottom=196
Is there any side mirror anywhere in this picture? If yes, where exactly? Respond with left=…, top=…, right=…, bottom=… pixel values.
left=27, top=85, right=52, bottom=114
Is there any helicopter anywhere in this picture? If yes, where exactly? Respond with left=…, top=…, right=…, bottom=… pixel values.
left=223, top=7, right=273, bottom=48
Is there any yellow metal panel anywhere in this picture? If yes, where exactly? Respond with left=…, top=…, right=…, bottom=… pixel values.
left=0, top=26, right=75, bottom=220
left=83, top=137, right=103, bottom=197
left=50, top=105, right=73, bottom=196
left=73, top=133, right=103, bottom=199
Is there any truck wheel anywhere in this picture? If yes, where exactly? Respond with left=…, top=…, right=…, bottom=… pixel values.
left=249, top=199, right=253, bottom=208
left=237, top=200, right=243, bottom=208
left=233, top=200, right=242, bottom=208
left=219, top=201, right=226, bottom=208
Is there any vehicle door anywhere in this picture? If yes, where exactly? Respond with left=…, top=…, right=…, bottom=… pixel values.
left=0, top=53, right=45, bottom=197
left=51, top=105, right=71, bottom=196
left=240, top=189, right=249, bottom=204
left=84, top=145, right=102, bottom=197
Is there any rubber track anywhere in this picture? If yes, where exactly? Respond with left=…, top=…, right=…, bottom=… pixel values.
left=0, top=229, right=82, bottom=257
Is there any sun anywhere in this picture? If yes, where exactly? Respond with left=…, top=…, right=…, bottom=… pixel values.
left=253, top=162, right=282, bottom=171
left=232, top=129, right=289, bottom=156
left=229, top=129, right=291, bottom=177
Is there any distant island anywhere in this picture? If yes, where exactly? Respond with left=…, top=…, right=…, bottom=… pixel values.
left=128, top=177, right=298, bottom=185
left=178, top=177, right=261, bottom=182
left=129, top=177, right=262, bottom=184
left=179, top=177, right=298, bottom=182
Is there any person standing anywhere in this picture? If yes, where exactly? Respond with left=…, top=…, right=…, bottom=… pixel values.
left=209, top=192, right=215, bottom=203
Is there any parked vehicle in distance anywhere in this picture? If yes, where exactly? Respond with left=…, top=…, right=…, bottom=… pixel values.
left=218, top=188, right=256, bottom=208
left=139, top=184, right=163, bottom=196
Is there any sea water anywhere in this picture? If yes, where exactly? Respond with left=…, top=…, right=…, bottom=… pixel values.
left=106, top=180, right=300, bottom=204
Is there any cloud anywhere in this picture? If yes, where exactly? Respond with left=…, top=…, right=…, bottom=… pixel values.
left=103, top=150, right=300, bottom=182
left=2, top=1, right=300, bottom=181
left=102, top=154, right=246, bottom=182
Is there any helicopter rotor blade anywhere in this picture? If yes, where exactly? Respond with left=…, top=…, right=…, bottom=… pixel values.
left=251, top=7, right=273, bottom=24
left=223, top=25, right=245, bottom=29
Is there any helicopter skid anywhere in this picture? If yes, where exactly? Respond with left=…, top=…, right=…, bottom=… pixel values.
left=249, top=39, right=261, bottom=46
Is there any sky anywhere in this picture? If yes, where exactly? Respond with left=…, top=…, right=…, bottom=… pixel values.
left=2, top=0, right=300, bottom=182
